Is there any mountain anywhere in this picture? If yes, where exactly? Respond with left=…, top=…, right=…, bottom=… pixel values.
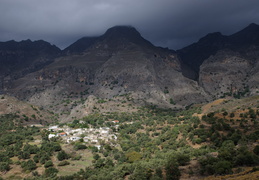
left=178, top=23, right=259, bottom=80
left=0, top=39, right=61, bottom=92
left=178, top=23, right=259, bottom=98
left=1, top=26, right=209, bottom=119
left=64, top=26, right=155, bottom=54
left=228, top=23, right=259, bottom=47
left=63, top=37, right=98, bottom=54
left=178, top=32, right=226, bottom=80
left=0, top=24, right=258, bottom=121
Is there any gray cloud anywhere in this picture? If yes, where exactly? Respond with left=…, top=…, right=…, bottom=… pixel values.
left=1, top=0, right=259, bottom=50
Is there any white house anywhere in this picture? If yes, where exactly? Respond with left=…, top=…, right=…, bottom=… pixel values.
left=48, top=134, right=57, bottom=139
left=91, top=139, right=98, bottom=143
left=101, top=130, right=109, bottom=135
left=48, top=125, right=59, bottom=131
left=94, top=145, right=101, bottom=150
left=66, top=136, right=81, bottom=143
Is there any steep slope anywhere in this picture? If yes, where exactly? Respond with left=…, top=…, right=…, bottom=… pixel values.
left=178, top=23, right=259, bottom=79
left=179, top=23, right=259, bottom=98
left=199, top=49, right=256, bottom=98
left=178, top=32, right=226, bottom=80
left=63, top=37, right=98, bottom=54
left=0, top=94, right=53, bottom=125
left=2, top=24, right=259, bottom=119
left=0, top=39, right=61, bottom=92
left=3, top=26, right=209, bottom=118
left=228, top=23, right=259, bottom=48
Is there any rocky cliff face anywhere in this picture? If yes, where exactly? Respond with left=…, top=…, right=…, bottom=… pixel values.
left=178, top=32, right=226, bottom=80
left=199, top=49, right=256, bottom=98
left=179, top=23, right=259, bottom=98
left=0, top=39, right=61, bottom=92
left=4, top=26, right=209, bottom=114
left=1, top=24, right=259, bottom=118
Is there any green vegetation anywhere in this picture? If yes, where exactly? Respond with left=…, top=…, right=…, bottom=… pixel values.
left=0, top=103, right=258, bottom=179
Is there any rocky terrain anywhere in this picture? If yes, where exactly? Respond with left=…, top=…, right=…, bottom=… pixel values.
left=0, top=40, right=60, bottom=91
left=0, top=24, right=258, bottom=121
left=178, top=23, right=259, bottom=98
left=0, top=94, right=53, bottom=124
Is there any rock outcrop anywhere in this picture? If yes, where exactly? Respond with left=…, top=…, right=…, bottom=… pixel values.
left=1, top=24, right=259, bottom=118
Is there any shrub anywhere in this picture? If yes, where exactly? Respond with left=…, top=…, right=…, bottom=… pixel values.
left=214, top=160, right=233, bottom=175
left=165, top=160, right=180, bottom=180
left=176, top=153, right=190, bottom=166
left=74, top=144, right=87, bottom=150
left=58, top=161, right=70, bottom=166
left=0, top=162, right=10, bottom=172
left=126, top=151, right=142, bottom=163
left=235, top=151, right=259, bottom=166
left=170, top=98, right=175, bottom=105
left=44, top=160, right=53, bottom=168
left=21, top=160, right=37, bottom=171
left=57, top=151, right=69, bottom=161
left=45, top=167, right=58, bottom=177
left=72, top=155, right=82, bottom=160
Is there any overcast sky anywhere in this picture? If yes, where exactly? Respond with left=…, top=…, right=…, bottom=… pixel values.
left=1, top=0, right=259, bottom=50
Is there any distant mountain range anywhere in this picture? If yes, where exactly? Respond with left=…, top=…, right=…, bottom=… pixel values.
left=0, top=23, right=258, bottom=117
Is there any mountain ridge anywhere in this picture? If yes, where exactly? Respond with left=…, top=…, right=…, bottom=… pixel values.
left=178, top=23, right=259, bottom=80
left=0, top=23, right=258, bottom=117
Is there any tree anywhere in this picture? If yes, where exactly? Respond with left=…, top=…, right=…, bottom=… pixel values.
left=18, top=151, right=30, bottom=160
left=126, top=151, right=142, bottom=163
left=165, top=160, right=180, bottom=180
left=74, top=144, right=87, bottom=150
left=21, top=160, right=37, bottom=171
left=45, top=167, right=58, bottom=177
left=0, top=162, right=10, bottom=172
left=129, top=165, right=152, bottom=180
left=94, top=158, right=105, bottom=168
left=93, top=154, right=100, bottom=160
left=170, top=98, right=175, bottom=105
left=44, top=160, right=54, bottom=168
left=57, top=150, right=69, bottom=161
left=39, top=153, right=51, bottom=164
left=222, top=111, right=228, bottom=117
left=235, top=151, right=259, bottom=166
left=155, top=167, right=163, bottom=179
left=58, top=161, right=70, bottom=166
left=175, top=153, right=190, bottom=166
left=52, top=143, right=62, bottom=151
left=214, top=160, right=232, bottom=175
left=23, top=144, right=39, bottom=154
left=229, top=112, right=235, bottom=118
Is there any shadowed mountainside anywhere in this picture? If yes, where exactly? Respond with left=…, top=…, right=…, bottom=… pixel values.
left=0, top=24, right=258, bottom=117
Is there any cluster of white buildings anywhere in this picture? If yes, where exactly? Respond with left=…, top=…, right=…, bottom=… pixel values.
left=48, top=125, right=118, bottom=146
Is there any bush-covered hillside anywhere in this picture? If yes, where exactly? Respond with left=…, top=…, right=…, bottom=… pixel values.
left=0, top=101, right=258, bottom=179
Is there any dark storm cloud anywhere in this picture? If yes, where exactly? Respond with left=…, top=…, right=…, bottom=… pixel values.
left=1, top=0, right=259, bottom=50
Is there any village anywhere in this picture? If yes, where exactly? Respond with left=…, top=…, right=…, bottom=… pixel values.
left=47, top=121, right=120, bottom=149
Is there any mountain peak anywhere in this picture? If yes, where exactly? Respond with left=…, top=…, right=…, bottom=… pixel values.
left=199, top=32, right=224, bottom=42
left=233, top=23, right=259, bottom=35
left=98, top=25, right=153, bottom=49
left=64, top=25, right=153, bottom=53
left=246, top=23, right=259, bottom=29
left=0, top=39, right=60, bottom=52
left=103, top=26, right=141, bottom=38
left=229, top=23, right=259, bottom=45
